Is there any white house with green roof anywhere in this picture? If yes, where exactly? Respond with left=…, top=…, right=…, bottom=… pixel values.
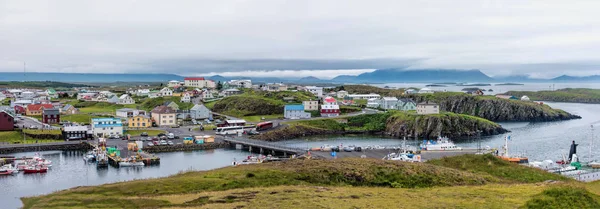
left=46, top=88, right=58, bottom=99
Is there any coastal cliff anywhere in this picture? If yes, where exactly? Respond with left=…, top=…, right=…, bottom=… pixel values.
left=507, top=88, right=600, bottom=104
left=407, top=92, right=580, bottom=122
left=253, top=112, right=508, bottom=141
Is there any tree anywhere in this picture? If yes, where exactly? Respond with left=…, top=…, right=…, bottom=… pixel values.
left=217, top=81, right=223, bottom=90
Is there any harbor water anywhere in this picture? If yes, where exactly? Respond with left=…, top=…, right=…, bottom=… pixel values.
left=0, top=149, right=251, bottom=209
left=2, top=101, right=600, bottom=208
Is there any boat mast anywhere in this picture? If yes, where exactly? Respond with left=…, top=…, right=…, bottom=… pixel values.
left=591, top=125, right=594, bottom=162
left=503, top=135, right=509, bottom=157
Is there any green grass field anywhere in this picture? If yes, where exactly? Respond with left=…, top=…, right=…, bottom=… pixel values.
left=22, top=155, right=600, bottom=209
left=242, top=114, right=282, bottom=122
left=0, top=131, right=63, bottom=144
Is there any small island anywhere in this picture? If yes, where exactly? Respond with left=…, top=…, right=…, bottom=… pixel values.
left=456, top=83, right=492, bottom=86
left=495, top=83, right=525, bottom=86
left=425, top=84, right=448, bottom=87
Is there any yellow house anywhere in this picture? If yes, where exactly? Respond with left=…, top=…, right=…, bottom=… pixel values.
left=128, top=115, right=152, bottom=128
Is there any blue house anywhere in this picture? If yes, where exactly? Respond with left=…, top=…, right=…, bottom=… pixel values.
left=284, top=105, right=311, bottom=119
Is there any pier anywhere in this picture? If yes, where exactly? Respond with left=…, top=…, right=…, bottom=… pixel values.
left=0, top=141, right=94, bottom=154
left=223, top=137, right=305, bottom=157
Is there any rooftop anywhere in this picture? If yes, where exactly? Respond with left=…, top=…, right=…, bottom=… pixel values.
left=184, top=77, right=205, bottom=81
left=418, top=101, right=438, bottom=105
left=285, top=104, right=305, bottom=111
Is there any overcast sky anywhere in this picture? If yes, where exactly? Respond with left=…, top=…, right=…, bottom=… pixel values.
left=1, top=0, right=600, bottom=79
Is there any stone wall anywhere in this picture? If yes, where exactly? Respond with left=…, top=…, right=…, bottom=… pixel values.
left=0, top=142, right=94, bottom=154
left=142, top=142, right=230, bottom=153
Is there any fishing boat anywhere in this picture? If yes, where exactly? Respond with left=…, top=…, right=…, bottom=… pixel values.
left=23, top=165, right=48, bottom=174
left=0, top=164, right=18, bottom=175
left=32, top=153, right=52, bottom=167
left=420, top=136, right=462, bottom=151
left=238, top=156, right=263, bottom=165
left=497, top=135, right=529, bottom=164
left=119, top=157, right=145, bottom=167
left=96, top=152, right=108, bottom=168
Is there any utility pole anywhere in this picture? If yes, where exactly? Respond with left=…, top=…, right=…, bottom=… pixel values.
left=591, top=125, right=594, bottom=162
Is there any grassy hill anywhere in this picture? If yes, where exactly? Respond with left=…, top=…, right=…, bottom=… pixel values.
left=210, top=91, right=317, bottom=117
left=21, top=155, right=600, bottom=209
left=139, top=96, right=194, bottom=111
left=507, top=88, right=600, bottom=104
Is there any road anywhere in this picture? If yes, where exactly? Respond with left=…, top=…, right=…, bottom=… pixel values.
left=14, top=116, right=51, bottom=129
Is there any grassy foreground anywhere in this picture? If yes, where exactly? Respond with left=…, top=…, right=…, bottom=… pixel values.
left=21, top=155, right=600, bottom=209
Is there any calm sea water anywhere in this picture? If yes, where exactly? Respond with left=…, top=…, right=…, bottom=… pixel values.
left=2, top=101, right=600, bottom=208
left=0, top=149, right=251, bottom=209
left=371, top=82, right=600, bottom=94
left=277, top=102, right=600, bottom=163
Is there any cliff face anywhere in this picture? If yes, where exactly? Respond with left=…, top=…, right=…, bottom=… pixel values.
left=385, top=112, right=508, bottom=139
left=254, top=112, right=508, bottom=141
left=407, top=93, right=580, bottom=122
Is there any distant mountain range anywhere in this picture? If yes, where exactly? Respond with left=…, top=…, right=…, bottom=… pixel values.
left=1, top=70, right=600, bottom=84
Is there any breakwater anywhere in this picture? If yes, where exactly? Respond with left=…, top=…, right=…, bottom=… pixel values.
left=0, top=142, right=94, bottom=154
left=142, top=142, right=230, bottom=153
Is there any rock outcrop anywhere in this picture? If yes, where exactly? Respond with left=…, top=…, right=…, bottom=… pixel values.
left=385, top=112, right=508, bottom=139
left=407, top=93, right=580, bottom=122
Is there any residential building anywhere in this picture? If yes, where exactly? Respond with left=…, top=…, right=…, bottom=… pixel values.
left=13, top=105, right=25, bottom=115
left=11, top=100, right=33, bottom=108
left=64, top=126, right=92, bottom=139
left=128, top=115, right=152, bottom=128
left=336, top=90, right=348, bottom=98
left=168, top=80, right=181, bottom=87
left=46, top=88, right=58, bottom=99
left=151, top=105, right=177, bottom=126
left=160, top=87, right=173, bottom=96
left=118, top=94, right=135, bottom=104
left=20, top=91, right=35, bottom=100
left=26, top=104, right=54, bottom=116
left=0, top=92, right=6, bottom=101
left=78, top=92, right=98, bottom=100
left=284, top=105, right=311, bottom=119
left=416, top=101, right=439, bottom=115
left=184, top=77, right=210, bottom=88
left=61, top=104, right=79, bottom=115
left=42, top=108, right=60, bottom=124
left=201, top=89, right=215, bottom=100
left=302, top=100, right=319, bottom=111
left=136, top=89, right=150, bottom=97
left=173, top=85, right=186, bottom=93
left=305, top=86, right=323, bottom=98
left=116, top=108, right=146, bottom=118
left=62, top=125, right=92, bottom=140
left=148, top=90, right=160, bottom=98
left=107, top=95, right=119, bottom=104
left=264, top=83, right=288, bottom=92
left=0, top=110, right=15, bottom=131
left=190, top=104, right=211, bottom=119
left=320, top=97, right=340, bottom=117
left=165, top=101, right=180, bottom=111
left=91, top=118, right=123, bottom=137
left=180, top=92, right=192, bottom=103
left=348, top=93, right=381, bottom=100
left=99, top=91, right=115, bottom=97
left=418, top=88, right=434, bottom=94
left=496, top=95, right=518, bottom=100
left=404, top=88, right=418, bottom=95
left=397, top=98, right=417, bottom=111
left=381, top=97, right=399, bottom=109
left=222, top=88, right=242, bottom=97
left=228, top=80, right=252, bottom=88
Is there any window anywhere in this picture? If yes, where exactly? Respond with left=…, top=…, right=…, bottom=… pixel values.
left=162, top=116, right=166, bottom=118
left=142, top=123, right=146, bottom=126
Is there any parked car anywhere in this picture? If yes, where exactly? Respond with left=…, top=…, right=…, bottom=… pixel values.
left=159, top=140, right=167, bottom=145
left=140, top=132, right=148, bottom=137
left=246, top=130, right=260, bottom=135
left=167, top=141, right=174, bottom=145
left=29, top=125, right=38, bottom=129
left=153, top=140, right=159, bottom=145
left=167, top=133, right=175, bottom=139
left=158, top=133, right=166, bottom=138
left=147, top=142, right=154, bottom=147
left=171, top=125, right=180, bottom=128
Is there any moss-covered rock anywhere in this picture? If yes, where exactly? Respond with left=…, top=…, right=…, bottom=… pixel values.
left=407, top=92, right=580, bottom=122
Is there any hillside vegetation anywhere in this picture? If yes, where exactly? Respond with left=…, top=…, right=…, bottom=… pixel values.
left=210, top=91, right=316, bottom=117
left=507, top=88, right=600, bottom=104
left=139, top=96, right=194, bottom=111
left=406, top=92, right=580, bottom=122
left=22, top=155, right=599, bottom=209
left=255, top=111, right=507, bottom=141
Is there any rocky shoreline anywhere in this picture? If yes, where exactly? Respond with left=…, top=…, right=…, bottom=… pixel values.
left=142, top=142, right=230, bottom=153
left=0, top=142, right=94, bottom=154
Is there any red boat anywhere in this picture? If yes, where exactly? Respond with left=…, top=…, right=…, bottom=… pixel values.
left=23, top=166, right=48, bottom=174
left=0, top=170, right=14, bottom=175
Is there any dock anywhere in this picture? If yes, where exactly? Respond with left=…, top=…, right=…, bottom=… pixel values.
left=223, top=137, right=305, bottom=157
left=103, top=140, right=161, bottom=167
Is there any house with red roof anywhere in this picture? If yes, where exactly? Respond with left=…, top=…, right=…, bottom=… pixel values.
left=26, top=104, right=54, bottom=116
left=184, top=77, right=216, bottom=88
left=320, top=96, right=340, bottom=117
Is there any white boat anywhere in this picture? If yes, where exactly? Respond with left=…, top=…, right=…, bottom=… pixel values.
left=119, top=161, right=145, bottom=167
left=383, top=153, right=421, bottom=162
left=420, top=137, right=462, bottom=151
left=0, top=164, right=19, bottom=175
